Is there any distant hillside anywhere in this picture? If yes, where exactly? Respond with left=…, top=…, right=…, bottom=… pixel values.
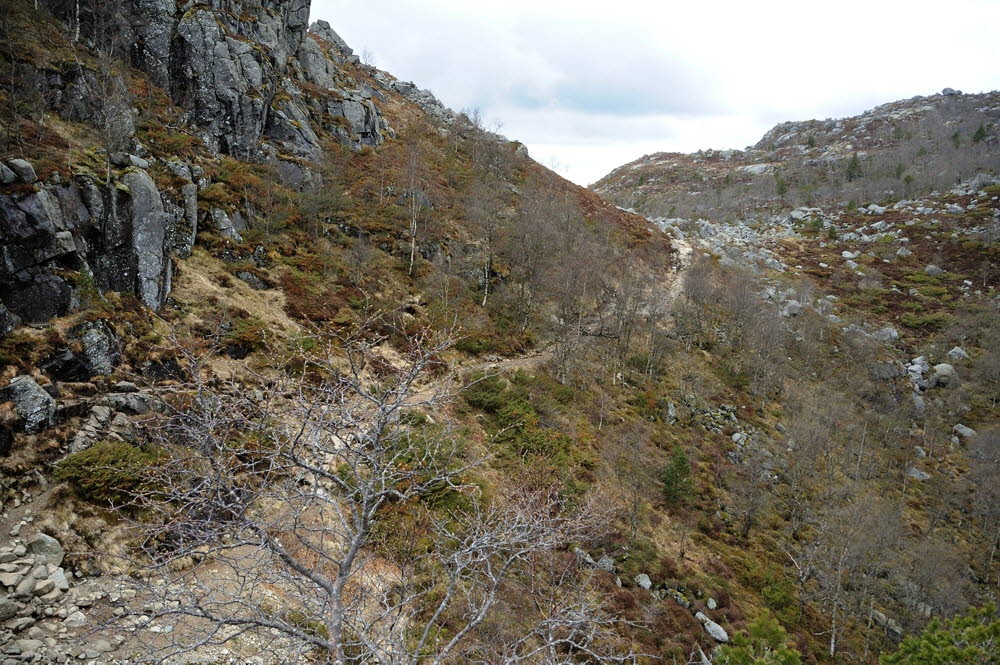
left=593, top=90, right=1000, bottom=220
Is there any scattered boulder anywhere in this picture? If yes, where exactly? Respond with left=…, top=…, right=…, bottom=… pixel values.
left=946, top=346, right=969, bottom=361
left=923, top=264, right=944, bottom=276
left=907, top=466, right=931, bottom=482
left=696, top=612, right=729, bottom=643
left=5, top=159, right=37, bottom=183
left=874, top=327, right=899, bottom=343
left=928, top=363, right=959, bottom=389
left=0, top=376, right=56, bottom=434
left=953, top=424, right=977, bottom=439
left=236, top=270, right=267, bottom=290
left=26, top=533, right=64, bottom=567
left=780, top=300, right=802, bottom=317
left=634, top=574, right=652, bottom=590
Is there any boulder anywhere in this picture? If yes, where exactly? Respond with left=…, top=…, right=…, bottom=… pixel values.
left=696, top=612, right=729, bottom=643
left=780, top=300, right=802, bottom=317
left=0, top=598, right=18, bottom=621
left=0, top=304, right=20, bottom=338
left=6, top=159, right=37, bottom=184
left=928, top=363, right=959, bottom=389
left=26, top=533, right=64, bottom=567
left=0, top=162, right=16, bottom=184
left=946, top=346, right=969, bottom=361
left=923, top=264, right=944, bottom=276
left=953, top=424, right=976, bottom=439
left=0, top=377, right=56, bottom=433
left=907, top=466, right=931, bottom=482
left=874, top=327, right=899, bottom=343
left=634, top=574, right=652, bottom=590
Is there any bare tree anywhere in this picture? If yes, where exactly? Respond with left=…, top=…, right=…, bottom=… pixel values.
left=403, top=132, right=428, bottom=276
left=109, top=327, right=633, bottom=664
left=87, top=48, right=133, bottom=233
left=466, top=173, right=506, bottom=307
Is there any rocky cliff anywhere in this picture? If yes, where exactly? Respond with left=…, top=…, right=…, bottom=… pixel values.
left=0, top=0, right=403, bottom=331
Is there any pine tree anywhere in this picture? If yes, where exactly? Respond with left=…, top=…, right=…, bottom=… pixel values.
left=880, top=604, right=999, bottom=665
left=716, top=612, right=802, bottom=665
left=846, top=153, right=862, bottom=182
left=973, top=122, right=987, bottom=144
left=661, top=445, right=691, bottom=504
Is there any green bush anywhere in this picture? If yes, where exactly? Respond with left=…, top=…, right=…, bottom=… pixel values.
left=55, top=440, right=162, bottom=507
left=901, top=311, right=952, bottom=330
left=462, top=373, right=507, bottom=413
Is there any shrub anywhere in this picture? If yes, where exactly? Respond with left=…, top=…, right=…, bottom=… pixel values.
left=55, top=440, right=162, bottom=506
left=462, top=373, right=507, bottom=413
left=901, top=311, right=952, bottom=330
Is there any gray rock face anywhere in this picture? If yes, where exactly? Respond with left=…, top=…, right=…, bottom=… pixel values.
left=907, top=466, right=931, bottom=482
left=0, top=163, right=182, bottom=324
left=634, top=574, right=652, bottom=590
left=0, top=377, right=56, bottom=434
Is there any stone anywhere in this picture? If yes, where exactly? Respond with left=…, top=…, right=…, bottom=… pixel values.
left=0, top=598, right=18, bottom=621
left=928, top=363, right=959, bottom=389
left=0, top=162, right=16, bottom=184
left=0, top=304, right=20, bottom=339
left=0, top=377, right=56, bottom=434
left=596, top=556, right=615, bottom=573
left=236, top=271, right=267, bottom=290
left=210, top=208, right=243, bottom=242
left=696, top=612, right=729, bottom=643
left=26, top=533, right=64, bottom=567
left=0, top=572, right=21, bottom=587
left=5, top=159, right=37, bottom=183
left=634, top=574, right=652, bottom=590
left=874, top=327, right=899, bottom=343
left=946, top=346, right=969, bottom=361
left=63, top=611, right=86, bottom=628
left=32, top=578, right=54, bottom=596
left=923, top=264, right=944, bottom=276
left=707, top=597, right=718, bottom=610
left=941, top=87, right=960, bottom=96
left=953, top=424, right=976, bottom=439
left=907, top=466, right=931, bottom=482
left=49, top=568, right=69, bottom=591
left=780, top=300, right=802, bottom=317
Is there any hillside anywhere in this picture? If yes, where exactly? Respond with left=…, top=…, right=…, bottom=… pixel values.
left=593, top=90, right=1000, bottom=221
left=1, top=2, right=999, bottom=665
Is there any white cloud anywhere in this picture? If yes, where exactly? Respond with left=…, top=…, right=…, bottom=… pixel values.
left=312, top=0, right=1000, bottom=185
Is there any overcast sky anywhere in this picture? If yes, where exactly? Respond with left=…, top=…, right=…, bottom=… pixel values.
left=311, top=0, right=1000, bottom=186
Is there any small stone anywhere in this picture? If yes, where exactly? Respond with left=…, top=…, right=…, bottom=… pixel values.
left=707, top=597, right=718, bottom=610
left=634, top=574, right=652, bottom=590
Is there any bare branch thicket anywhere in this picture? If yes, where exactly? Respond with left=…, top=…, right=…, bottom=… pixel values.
left=106, top=327, right=635, bottom=664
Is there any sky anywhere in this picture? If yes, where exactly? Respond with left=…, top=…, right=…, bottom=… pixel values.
left=311, top=0, right=1000, bottom=186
